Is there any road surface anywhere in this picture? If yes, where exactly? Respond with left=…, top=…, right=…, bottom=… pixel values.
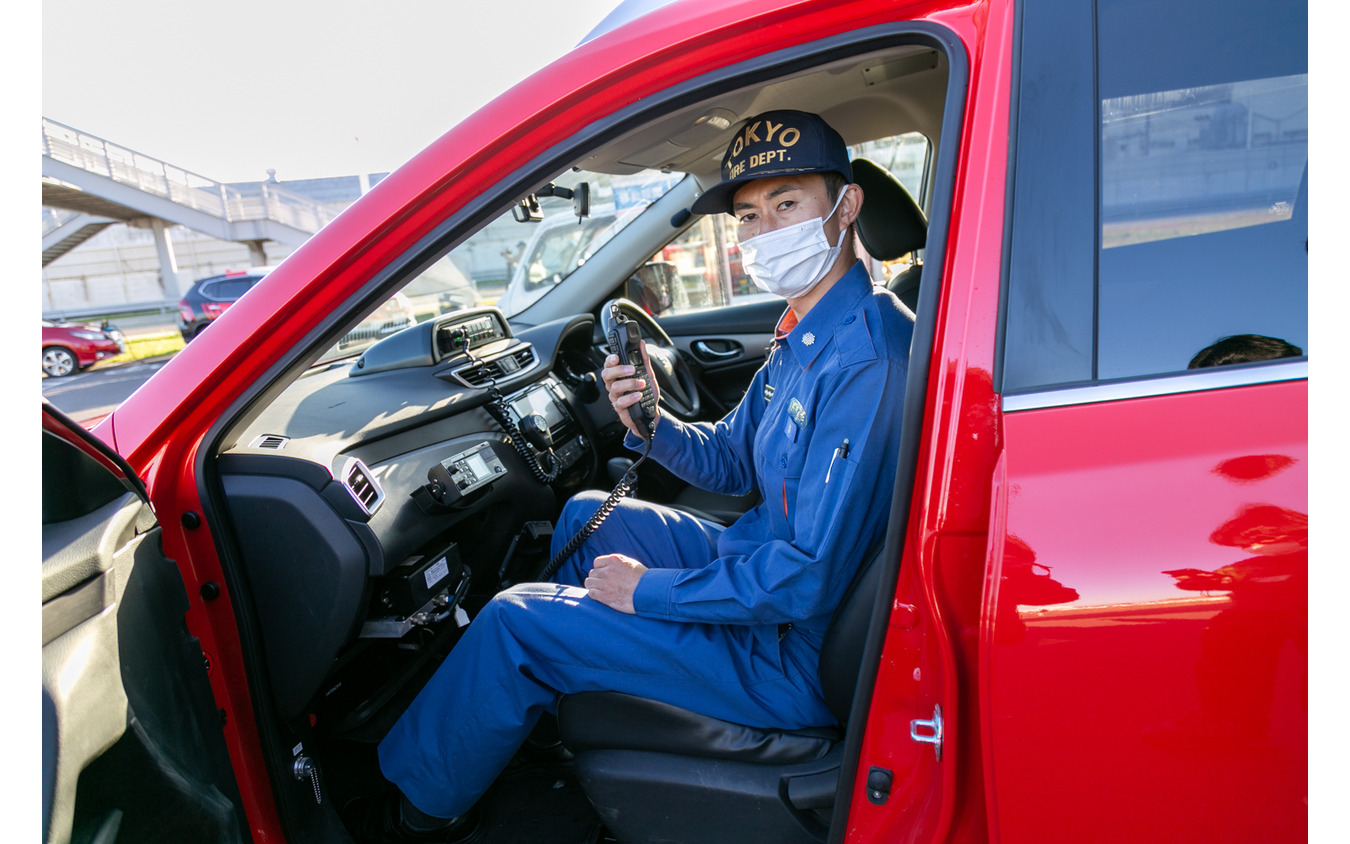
left=42, top=358, right=172, bottom=426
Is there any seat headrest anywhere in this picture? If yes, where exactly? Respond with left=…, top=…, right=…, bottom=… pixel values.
left=851, top=158, right=927, bottom=262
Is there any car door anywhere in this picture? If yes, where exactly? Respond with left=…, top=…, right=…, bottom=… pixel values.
left=658, top=297, right=785, bottom=416
left=986, top=0, right=1308, bottom=840
left=42, top=401, right=247, bottom=844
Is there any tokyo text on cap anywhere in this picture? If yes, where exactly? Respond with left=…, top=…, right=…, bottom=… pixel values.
left=690, top=110, right=852, bottom=216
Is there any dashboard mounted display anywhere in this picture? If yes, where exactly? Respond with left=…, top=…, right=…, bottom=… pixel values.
left=510, top=384, right=567, bottom=430
left=435, top=312, right=508, bottom=359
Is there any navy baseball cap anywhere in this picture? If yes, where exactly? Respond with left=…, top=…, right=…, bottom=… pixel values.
left=690, top=110, right=853, bottom=216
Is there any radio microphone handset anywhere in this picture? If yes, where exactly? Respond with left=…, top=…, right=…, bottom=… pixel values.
left=603, top=303, right=657, bottom=437
left=536, top=305, right=655, bottom=581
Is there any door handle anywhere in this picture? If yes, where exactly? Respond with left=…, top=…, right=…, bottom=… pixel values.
left=692, top=340, right=742, bottom=361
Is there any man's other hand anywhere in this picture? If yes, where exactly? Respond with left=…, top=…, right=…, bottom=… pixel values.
left=585, top=553, right=648, bottom=614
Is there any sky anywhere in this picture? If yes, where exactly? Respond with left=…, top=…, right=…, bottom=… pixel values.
left=40, top=0, right=626, bottom=184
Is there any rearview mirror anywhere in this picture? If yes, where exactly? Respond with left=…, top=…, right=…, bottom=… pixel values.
left=511, top=195, right=543, bottom=223
left=572, top=182, right=590, bottom=219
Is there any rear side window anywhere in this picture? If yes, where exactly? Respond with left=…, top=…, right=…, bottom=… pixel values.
left=1001, top=0, right=1307, bottom=392
left=204, top=277, right=256, bottom=300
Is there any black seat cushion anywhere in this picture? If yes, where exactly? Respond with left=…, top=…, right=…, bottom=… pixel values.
left=558, top=692, right=840, bottom=765
left=817, top=543, right=884, bottom=724
left=668, top=486, right=762, bottom=526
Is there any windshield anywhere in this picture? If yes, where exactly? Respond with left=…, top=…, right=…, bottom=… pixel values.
left=495, top=170, right=681, bottom=316
left=314, top=168, right=676, bottom=362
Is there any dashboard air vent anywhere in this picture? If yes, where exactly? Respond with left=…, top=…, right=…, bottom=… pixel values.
left=453, top=345, right=535, bottom=388
left=250, top=434, right=289, bottom=450
left=342, top=458, right=384, bottom=516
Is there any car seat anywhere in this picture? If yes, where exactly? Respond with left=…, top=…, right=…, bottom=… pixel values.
left=851, top=157, right=927, bottom=313
left=557, top=542, right=885, bottom=843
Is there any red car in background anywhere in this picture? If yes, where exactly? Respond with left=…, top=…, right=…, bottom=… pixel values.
left=41, top=319, right=126, bottom=377
left=42, top=1, right=1308, bottom=843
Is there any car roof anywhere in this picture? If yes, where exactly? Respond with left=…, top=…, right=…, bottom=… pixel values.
left=199, top=267, right=276, bottom=283
left=556, top=2, right=948, bottom=196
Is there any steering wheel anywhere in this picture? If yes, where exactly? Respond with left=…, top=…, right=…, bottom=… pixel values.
left=601, top=297, right=702, bottom=420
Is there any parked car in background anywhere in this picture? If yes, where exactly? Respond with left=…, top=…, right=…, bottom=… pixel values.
left=178, top=268, right=274, bottom=342
left=180, top=267, right=418, bottom=351
left=494, top=208, right=628, bottom=316
left=41, top=319, right=126, bottom=377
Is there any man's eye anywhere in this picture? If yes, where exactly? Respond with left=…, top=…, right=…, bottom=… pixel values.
left=737, top=214, right=755, bottom=225
left=778, top=200, right=795, bottom=212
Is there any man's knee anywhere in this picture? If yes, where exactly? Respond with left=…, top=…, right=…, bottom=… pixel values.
left=475, top=582, right=590, bottom=650
left=559, top=489, right=609, bottom=531
left=550, top=490, right=612, bottom=574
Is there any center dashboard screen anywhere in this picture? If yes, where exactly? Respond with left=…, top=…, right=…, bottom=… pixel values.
left=510, top=386, right=565, bottom=428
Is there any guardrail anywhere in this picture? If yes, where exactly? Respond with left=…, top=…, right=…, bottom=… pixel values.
left=41, top=117, right=337, bottom=232
left=43, top=300, right=181, bottom=326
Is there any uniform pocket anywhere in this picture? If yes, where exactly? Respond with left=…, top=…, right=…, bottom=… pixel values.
left=774, top=416, right=810, bottom=480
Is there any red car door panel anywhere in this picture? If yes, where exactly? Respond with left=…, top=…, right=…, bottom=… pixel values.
left=988, top=380, right=1307, bottom=843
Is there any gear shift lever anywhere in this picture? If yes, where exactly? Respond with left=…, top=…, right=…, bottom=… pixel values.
left=607, top=457, right=635, bottom=485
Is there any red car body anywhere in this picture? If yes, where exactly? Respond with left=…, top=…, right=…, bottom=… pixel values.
left=79, top=0, right=1306, bottom=842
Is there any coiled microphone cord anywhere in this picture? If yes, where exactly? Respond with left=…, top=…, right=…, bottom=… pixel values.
left=538, top=433, right=652, bottom=581
left=466, top=351, right=561, bottom=485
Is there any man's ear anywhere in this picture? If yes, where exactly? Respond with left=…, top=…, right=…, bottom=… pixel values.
left=840, top=183, right=864, bottom=229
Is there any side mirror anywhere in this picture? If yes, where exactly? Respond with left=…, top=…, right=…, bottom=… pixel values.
left=625, top=261, right=681, bottom=316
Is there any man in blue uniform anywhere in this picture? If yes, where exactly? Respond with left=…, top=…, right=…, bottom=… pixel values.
left=375, top=110, right=913, bottom=841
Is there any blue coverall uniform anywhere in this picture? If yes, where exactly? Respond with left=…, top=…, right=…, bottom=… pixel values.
left=378, top=262, right=913, bottom=819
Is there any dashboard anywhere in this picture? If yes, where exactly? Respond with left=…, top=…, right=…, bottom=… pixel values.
left=215, top=308, right=616, bottom=723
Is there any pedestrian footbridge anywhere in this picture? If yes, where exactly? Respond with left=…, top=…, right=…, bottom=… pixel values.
left=41, top=118, right=336, bottom=286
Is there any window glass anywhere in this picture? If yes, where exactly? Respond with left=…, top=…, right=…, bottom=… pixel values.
left=636, top=213, right=755, bottom=316
left=1000, top=0, right=1098, bottom=391
left=650, top=132, right=931, bottom=318
left=1001, top=0, right=1307, bottom=392
left=1096, top=0, right=1307, bottom=379
left=492, top=170, right=681, bottom=318
left=308, top=169, right=676, bottom=363
left=209, top=278, right=255, bottom=300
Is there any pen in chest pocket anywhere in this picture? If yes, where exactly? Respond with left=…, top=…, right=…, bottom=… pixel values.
left=826, top=438, right=850, bottom=484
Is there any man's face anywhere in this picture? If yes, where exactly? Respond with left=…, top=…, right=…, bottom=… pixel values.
left=731, top=174, right=838, bottom=242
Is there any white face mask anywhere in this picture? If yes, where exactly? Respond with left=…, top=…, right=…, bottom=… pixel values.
left=739, top=186, right=849, bottom=299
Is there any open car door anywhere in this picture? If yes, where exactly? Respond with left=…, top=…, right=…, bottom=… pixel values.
left=42, top=400, right=248, bottom=844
